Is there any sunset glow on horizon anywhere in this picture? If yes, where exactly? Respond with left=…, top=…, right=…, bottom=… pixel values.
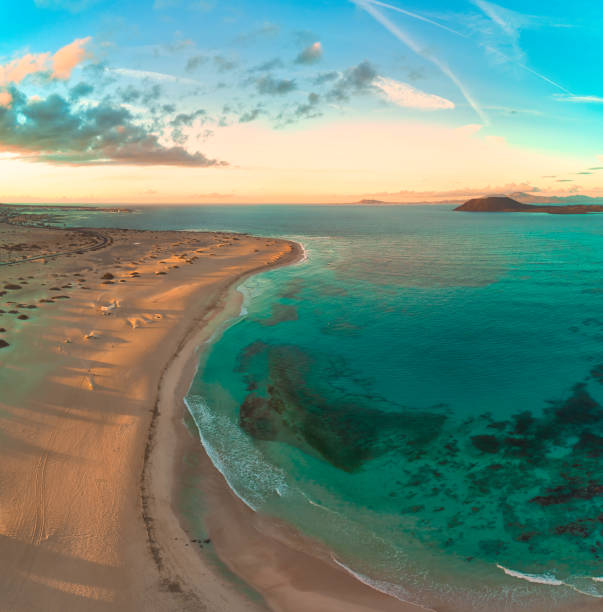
left=2, top=0, right=603, bottom=204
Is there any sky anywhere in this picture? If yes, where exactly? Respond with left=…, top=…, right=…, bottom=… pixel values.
left=1, top=0, right=603, bottom=204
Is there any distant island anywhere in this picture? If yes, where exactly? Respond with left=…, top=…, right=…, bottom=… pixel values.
left=455, top=196, right=603, bottom=214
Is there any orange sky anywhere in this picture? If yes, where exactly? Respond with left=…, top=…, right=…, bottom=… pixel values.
left=1, top=120, right=599, bottom=204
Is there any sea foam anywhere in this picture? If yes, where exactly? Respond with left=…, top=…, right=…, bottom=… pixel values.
left=184, top=394, right=289, bottom=513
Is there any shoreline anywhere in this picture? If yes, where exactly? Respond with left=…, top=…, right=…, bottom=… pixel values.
left=2, top=217, right=596, bottom=611
left=0, top=218, right=421, bottom=612
left=148, top=238, right=601, bottom=612
left=141, top=238, right=306, bottom=610
left=147, top=240, right=427, bottom=611
left=0, top=222, right=304, bottom=611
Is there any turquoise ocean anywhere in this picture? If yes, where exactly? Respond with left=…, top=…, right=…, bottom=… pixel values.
left=63, top=205, right=603, bottom=610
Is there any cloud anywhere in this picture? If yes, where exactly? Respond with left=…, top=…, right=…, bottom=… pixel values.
left=295, top=42, right=323, bottom=65
left=170, top=108, right=206, bottom=127
left=362, top=182, right=543, bottom=202
left=249, top=58, right=284, bottom=73
left=255, top=75, right=296, bottom=95
left=0, top=53, right=49, bottom=85
left=239, top=107, right=264, bottom=123
left=293, top=92, right=322, bottom=120
left=0, top=37, right=91, bottom=86
left=352, top=0, right=488, bottom=124
left=235, top=22, right=280, bottom=44
left=471, top=0, right=526, bottom=61
left=0, top=88, right=225, bottom=167
left=373, top=76, right=454, bottom=110
left=185, top=54, right=207, bottom=72
left=51, top=37, right=91, bottom=79
left=170, top=109, right=207, bottom=144
left=327, top=60, right=377, bottom=101
left=214, top=55, right=237, bottom=72
left=314, top=71, right=339, bottom=85
left=69, top=81, right=94, bottom=99
left=0, top=91, right=12, bottom=107
left=357, top=0, right=573, bottom=118
left=110, top=67, right=201, bottom=86
left=185, top=54, right=237, bottom=73
left=118, top=84, right=141, bottom=103
left=554, top=94, right=603, bottom=104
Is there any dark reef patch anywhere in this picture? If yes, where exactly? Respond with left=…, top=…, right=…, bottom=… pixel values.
left=231, top=336, right=603, bottom=571
left=236, top=341, right=447, bottom=472
left=279, top=277, right=305, bottom=299
left=258, top=303, right=299, bottom=327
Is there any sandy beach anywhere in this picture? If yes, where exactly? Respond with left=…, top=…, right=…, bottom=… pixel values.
left=0, top=216, right=422, bottom=612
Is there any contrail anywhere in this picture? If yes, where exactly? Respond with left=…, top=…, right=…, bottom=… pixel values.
left=359, top=0, right=574, bottom=96
left=352, top=0, right=489, bottom=124
left=483, top=45, right=573, bottom=95
left=365, top=0, right=469, bottom=39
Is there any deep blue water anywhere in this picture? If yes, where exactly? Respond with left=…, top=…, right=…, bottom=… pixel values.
left=64, top=205, right=603, bottom=610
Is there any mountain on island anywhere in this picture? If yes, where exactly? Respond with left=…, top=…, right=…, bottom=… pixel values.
left=455, top=196, right=603, bottom=214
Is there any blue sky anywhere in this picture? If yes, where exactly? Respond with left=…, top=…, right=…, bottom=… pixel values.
left=1, top=0, right=603, bottom=203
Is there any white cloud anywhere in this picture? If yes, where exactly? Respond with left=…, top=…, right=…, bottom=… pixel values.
left=373, top=76, right=454, bottom=110
left=110, top=67, right=201, bottom=86
left=352, top=0, right=487, bottom=123
left=554, top=94, right=603, bottom=104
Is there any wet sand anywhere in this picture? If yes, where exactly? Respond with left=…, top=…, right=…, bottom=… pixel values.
left=0, top=218, right=422, bottom=611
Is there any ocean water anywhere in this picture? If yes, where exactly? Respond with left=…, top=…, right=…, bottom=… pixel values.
left=65, top=205, right=603, bottom=609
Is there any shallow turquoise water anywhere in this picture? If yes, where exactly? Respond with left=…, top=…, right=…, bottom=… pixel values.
left=68, top=205, right=603, bottom=609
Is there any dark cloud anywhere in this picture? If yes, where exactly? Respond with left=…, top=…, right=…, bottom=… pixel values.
left=341, top=60, right=377, bottom=89
left=293, top=92, right=322, bottom=120
left=118, top=85, right=141, bottom=103
left=406, top=68, right=425, bottom=82
left=69, top=82, right=94, bottom=100
left=0, top=87, right=225, bottom=167
left=214, top=55, right=237, bottom=72
left=185, top=54, right=236, bottom=73
left=256, top=75, right=296, bottom=96
left=295, top=42, right=323, bottom=65
left=185, top=54, right=208, bottom=72
left=170, top=109, right=206, bottom=127
left=82, top=62, right=116, bottom=87
left=249, top=58, right=284, bottom=73
left=313, top=71, right=339, bottom=85
left=239, top=107, right=264, bottom=123
left=326, top=60, right=377, bottom=102
left=141, top=84, right=162, bottom=106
